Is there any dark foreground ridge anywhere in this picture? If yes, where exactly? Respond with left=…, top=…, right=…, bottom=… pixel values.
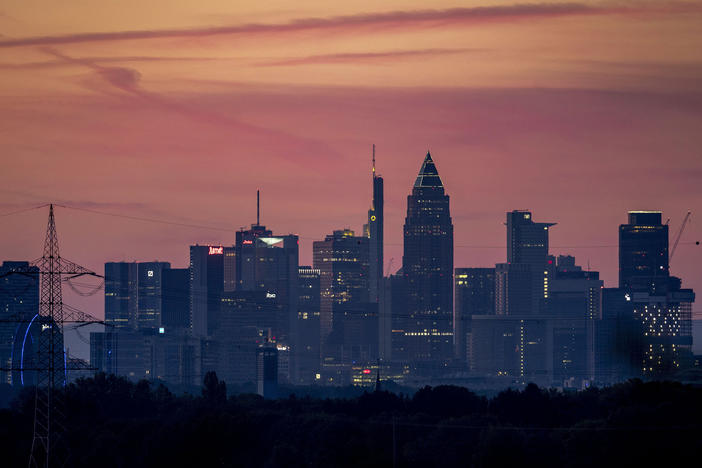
left=1, top=374, right=700, bottom=467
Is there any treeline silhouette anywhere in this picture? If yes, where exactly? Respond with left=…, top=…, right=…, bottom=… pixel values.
left=1, top=374, right=700, bottom=467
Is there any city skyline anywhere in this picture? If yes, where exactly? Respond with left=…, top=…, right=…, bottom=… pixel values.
left=1, top=1, right=700, bottom=320
left=1, top=156, right=698, bottom=323
left=1, top=3, right=700, bottom=465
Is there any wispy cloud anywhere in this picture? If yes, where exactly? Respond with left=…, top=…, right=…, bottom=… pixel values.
left=257, top=48, right=481, bottom=67
left=0, top=55, right=222, bottom=70
left=0, top=2, right=697, bottom=48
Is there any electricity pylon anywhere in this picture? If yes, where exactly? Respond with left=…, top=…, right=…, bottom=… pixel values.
left=0, top=204, right=103, bottom=467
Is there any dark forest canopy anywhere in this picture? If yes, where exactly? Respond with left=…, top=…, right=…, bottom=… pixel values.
left=1, top=374, right=700, bottom=467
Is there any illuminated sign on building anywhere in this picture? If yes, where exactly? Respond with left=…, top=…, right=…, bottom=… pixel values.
left=147, top=270, right=154, bottom=277
left=209, top=246, right=224, bottom=255
left=158, top=327, right=165, bottom=334
left=242, top=240, right=253, bottom=245
left=362, top=369, right=371, bottom=374
left=266, top=292, right=276, bottom=299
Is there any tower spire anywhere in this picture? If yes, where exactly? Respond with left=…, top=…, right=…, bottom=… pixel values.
left=257, top=189, right=260, bottom=226
left=372, top=144, right=376, bottom=176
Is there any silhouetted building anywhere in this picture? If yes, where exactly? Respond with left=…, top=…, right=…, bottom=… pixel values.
left=314, top=229, right=376, bottom=383
left=161, top=268, right=190, bottom=331
left=401, top=152, right=454, bottom=371
left=137, top=262, right=170, bottom=331
left=257, top=343, right=278, bottom=399
left=366, top=146, right=384, bottom=305
left=0, top=261, right=39, bottom=385
left=495, top=263, right=532, bottom=315
left=216, top=291, right=277, bottom=384
left=619, top=211, right=669, bottom=294
left=190, top=245, right=224, bottom=337
left=454, top=268, right=495, bottom=363
left=471, top=315, right=594, bottom=387
left=615, top=211, right=694, bottom=378
left=294, top=266, right=321, bottom=384
left=105, top=262, right=138, bottom=330
left=503, top=210, right=555, bottom=315
left=234, top=220, right=298, bottom=349
left=90, top=330, right=153, bottom=382
left=549, top=255, right=602, bottom=320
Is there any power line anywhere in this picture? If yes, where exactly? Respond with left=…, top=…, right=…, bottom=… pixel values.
left=0, top=204, right=49, bottom=217
left=55, top=203, right=233, bottom=232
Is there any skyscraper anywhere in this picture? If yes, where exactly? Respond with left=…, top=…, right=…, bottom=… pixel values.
left=616, top=211, right=694, bottom=377
left=0, top=261, right=39, bottom=385
left=367, top=144, right=384, bottom=305
left=314, top=229, right=375, bottom=382
left=137, top=262, right=170, bottom=331
left=234, top=219, right=298, bottom=346
left=104, top=262, right=138, bottom=330
left=454, top=268, right=495, bottom=362
left=295, top=266, right=321, bottom=384
left=619, top=211, right=669, bottom=294
left=190, top=245, right=224, bottom=337
left=500, top=210, right=555, bottom=315
left=401, top=152, right=454, bottom=369
left=161, top=267, right=190, bottom=331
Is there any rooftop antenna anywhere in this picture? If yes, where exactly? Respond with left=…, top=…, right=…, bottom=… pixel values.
left=257, top=189, right=260, bottom=226
left=372, top=144, right=376, bottom=176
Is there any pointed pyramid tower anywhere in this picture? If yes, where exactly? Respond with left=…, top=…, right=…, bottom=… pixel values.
left=414, top=151, right=444, bottom=188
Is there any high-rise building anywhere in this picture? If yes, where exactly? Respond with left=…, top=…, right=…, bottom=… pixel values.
left=190, top=245, right=224, bottom=337
left=401, top=152, right=454, bottom=369
left=548, top=255, right=602, bottom=320
left=614, top=211, right=694, bottom=378
left=0, top=261, right=39, bottom=385
left=295, top=266, right=321, bottom=384
left=234, top=196, right=298, bottom=346
left=137, top=262, right=170, bottom=331
left=161, top=268, right=190, bottom=332
left=500, top=210, right=555, bottom=315
left=216, top=291, right=277, bottom=384
left=366, top=145, right=384, bottom=305
left=495, top=263, right=532, bottom=316
left=105, top=261, right=175, bottom=332
left=454, top=268, right=495, bottom=363
left=314, top=229, right=375, bottom=382
left=104, top=262, right=138, bottom=330
left=619, top=211, right=669, bottom=294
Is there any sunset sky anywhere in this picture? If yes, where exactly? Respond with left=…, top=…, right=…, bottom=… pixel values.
left=1, top=1, right=701, bottom=338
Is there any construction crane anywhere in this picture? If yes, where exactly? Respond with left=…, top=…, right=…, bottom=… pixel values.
left=670, top=211, right=692, bottom=263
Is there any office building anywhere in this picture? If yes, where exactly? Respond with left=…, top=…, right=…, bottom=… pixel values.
left=0, top=261, right=39, bottom=385
left=471, top=315, right=594, bottom=387
left=366, top=145, right=384, bottom=305
left=401, top=152, right=454, bottom=369
left=454, top=268, right=495, bottom=363
left=104, top=262, right=138, bottom=330
left=295, top=266, right=321, bottom=384
left=190, top=245, right=224, bottom=337
left=137, top=262, right=170, bottom=331
left=314, top=229, right=376, bottom=382
left=504, top=210, right=555, bottom=315
left=234, top=199, right=298, bottom=346
left=619, top=211, right=669, bottom=294
left=161, top=268, right=190, bottom=332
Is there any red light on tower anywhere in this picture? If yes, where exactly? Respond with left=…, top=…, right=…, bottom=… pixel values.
left=362, top=369, right=371, bottom=374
